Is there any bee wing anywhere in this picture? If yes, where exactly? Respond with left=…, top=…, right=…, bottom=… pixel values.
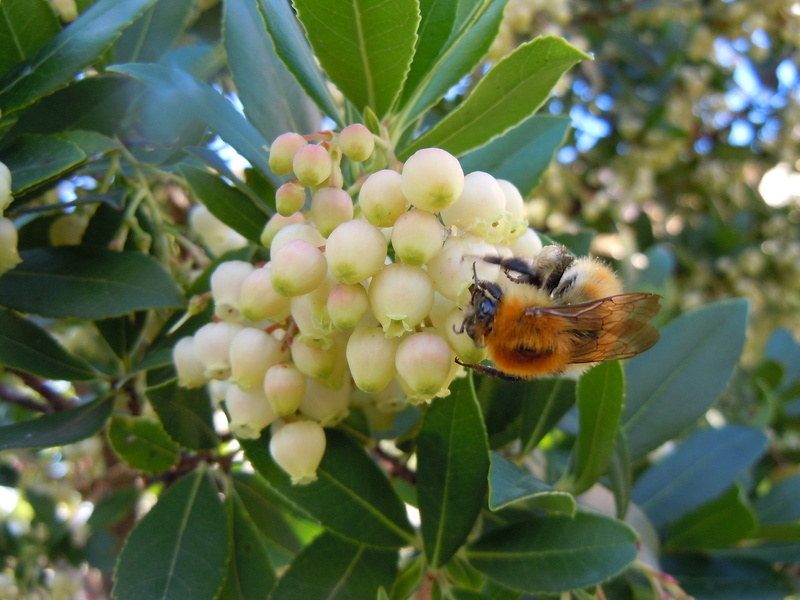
left=525, top=293, right=661, bottom=364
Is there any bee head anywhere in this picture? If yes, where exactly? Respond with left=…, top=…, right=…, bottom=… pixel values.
left=455, top=263, right=503, bottom=347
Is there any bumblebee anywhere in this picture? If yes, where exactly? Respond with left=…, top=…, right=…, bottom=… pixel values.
left=456, top=245, right=661, bottom=380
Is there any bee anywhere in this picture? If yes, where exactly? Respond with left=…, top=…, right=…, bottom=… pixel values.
left=455, top=245, right=661, bottom=380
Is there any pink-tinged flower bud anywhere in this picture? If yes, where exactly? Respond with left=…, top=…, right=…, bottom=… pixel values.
left=290, top=338, right=346, bottom=389
left=239, top=265, right=291, bottom=322
left=211, top=260, right=254, bottom=322
left=395, top=331, right=454, bottom=401
left=225, top=385, right=277, bottom=439
left=391, top=209, right=445, bottom=265
left=426, top=235, right=501, bottom=305
left=173, top=337, right=207, bottom=388
left=311, top=187, right=354, bottom=237
left=368, top=263, right=434, bottom=337
left=327, top=283, right=368, bottom=330
left=346, top=325, right=401, bottom=392
left=290, top=274, right=336, bottom=348
left=269, top=420, right=326, bottom=485
left=401, top=148, right=464, bottom=213
left=269, top=132, right=308, bottom=175
left=275, top=180, right=307, bottom=217
left=0, top=217, right=22, bottom=274
left=270, top=222, right=326, bottom=255
left=359, top=169, right=408, bottom=227
left=260, top=212, right=306, bottom=249
left=292, top=144, right=332, bottom=187
left=444, top=307, right=488, bottom=365
left=270, top=239, right=327, bottom=296
left=338, top=124, right=375, bottom=162
left=298, top=377, right=351, bottom=426
left=193, top=321, right=244, bottom=380
left=441, top=171, right=506, bottom=241
left=510, top=227, right=543, bottom=257
left=229, top=328, right=283, bottom=391
left=264, top=363, right=306, bottom=416
left=325, top=219, right=387, bottom=284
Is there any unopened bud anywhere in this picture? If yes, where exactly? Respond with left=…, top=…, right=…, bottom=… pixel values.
left=173, top=337, right=207, bottom=388
left=269, top=132, right=308, bottom=175
left=310, top=187, right=354, bottom=237
left=211, top=260, right=254, bottom=322
left=239, top=265, right=292, bottom=322
left=441, top=171, right=506, bottom=241
left=298, top=376, right=351, bottom=425
left=0, top=161, right=11, bottom=213
left=325, top=219, right=387, bottom=284
left=401, top=148, right=464, bottom=213
left=193, top=321, right=244, bottom=380
left=49, top=213, right=87, bottom=246
left=270, top=239, right=328, bottom=296
left=368, top=263, right=434, bottom=337
left=395, top=331, right=454, bottom=401
left=275, top=180, right=307, bottom=217
left=359, top=169, right=408, bottom=227
left=229, top=328, right=283, bottom=391
left=338, top=124, right=375, bottom=162
left=260, top=212, right=306, bottom=249
left=270, top=222, right=326, bottom=255
left=327, top=283, right=368, bottom=330
left=444, top=307, right=488, bottom=365
left=225, top=385, right=277, bottom=439
left=391, top=209, right=445, bottom=265
left=264, top=364, right=306, bottom=416
left=0, top=217, right=21, bottom=274
left=346, top=325, right=401, bottom=392
left=510, top=227, right=543, bottom=257
left=270, top=420, right=326, bottom=485
left=292, top=144, right=332, bottom=187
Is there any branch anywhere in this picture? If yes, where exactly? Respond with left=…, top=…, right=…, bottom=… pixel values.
left=0, top=382, right=51, bottom=413
left=6, top=368, right=79, bottom=411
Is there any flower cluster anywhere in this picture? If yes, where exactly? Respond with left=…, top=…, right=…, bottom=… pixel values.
left=174, top=126, right=542, bottom=484
left=0, top=161, right=21, bottom=277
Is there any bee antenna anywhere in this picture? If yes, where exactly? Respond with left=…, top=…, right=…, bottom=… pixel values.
left=472, top=261, right=480, bottom=285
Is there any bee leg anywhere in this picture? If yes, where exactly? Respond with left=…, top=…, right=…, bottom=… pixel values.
left=454, top=357, right=525, bottom=381
left=481, top=256, right=546, bottom=287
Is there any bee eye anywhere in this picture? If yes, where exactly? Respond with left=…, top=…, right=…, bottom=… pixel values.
left=479, top=299, right=495, bottom=319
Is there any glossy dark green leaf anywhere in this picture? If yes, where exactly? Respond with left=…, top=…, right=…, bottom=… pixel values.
left=59, top=129, right=120, bottom=157
left=87, top=487, right=139, bottom=529
left=241, top=429, right=414, bottom=548
left=396, top=0, right=506, bottom=129
left=631, top=425, right=767, bottom=529
left=109, top=63, right=274, bottom=181
left=221, top=492, right=277, bottom=600
left=753, top=473, right=800, bottom=525
left=0, top=247, right=185, bottom=319
left=467, top=512, right=637, bottom=594
left=224, top=0, right=320, bottom=144
left=113, top=469, right=229, bottom=600
left=0, top=133, right=85, bottom=193
left=488, top=452, right=575, bottom=517
left=660, top=555, right=794, bottom=600
left=0, top=0, right=158, bottom=115
left=257, top=0, right=341, bottom=124
left=0, top=396, right=113, bottom=450
left=400, top=36, right=589, bottom=158
left=715, top=541, right=800, bottom=565
left=519, top=377, right=575, bottom=454
left=179, top=164, right=269, bottom=243
left=571, top=361, right=625, bottom=495
left=107, top=415, right=180, bottom=474
left=665, top=486, right=757, bottom=550
left=146, top=380, right=217, bottom=450
left=0, top=0, right=61, bottom=75
left=115, top=0, right=195, bottom=63
left=270, top=532, right=397, bottom=600
left=765, top=327, right=800, bottom=390
left=623, top=299, right=748, bottom=460
left=417, top=376, right=490, bottom=567
left=389, top=555, right=426, bottom=600
left=292, top=0, right=420, bottom=117
left=459, top=115, right=571, bottom=196
left=0, top=308, right=98, bottom=381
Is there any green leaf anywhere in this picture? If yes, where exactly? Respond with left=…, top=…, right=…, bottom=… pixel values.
left=399, top=36, right=589, bottom=158
left=179, top=164, right=269, bottom=243
left=753, top=473, right=800, bottom=525
left=146, top=380, right=218, bottom=450
left=660, top=555, right=795, bottom=600
left=0, top=133, right=86, bottom=194
left=0, top=308, right=98, bottom=381
left=241, top=429, right=414, bottom=548
left=467, top=511, right=637, bottom=594
left=622, top=299, right=749, bottom=460
left=292, top=0, right=420, bottom=117
left=0, top=396, right=113, bottom=450
left=0, top=247, right=185, bottom=319
left=395, top=0, right=507, bottom=130
left=0, top=0, right=61, bottom=75
left=665, top=486, right=757, bottom=550
left=107, top=415, right=180, bottom=474
left=417, top=376, right=490, bottom=568
left=114, top=0, right=195, bottom=63
left=519, top=378, right=576, bottom=455
left=113, top=469, right=229, bottom=600
left=224, top=0, right=320, bottom=144
left=109, top=63, right=275, bottom=181
left=765, top=327, right=800, bottom=390
left=608, top=432, right=632, bottom=519
left=488, top=452, right=576, bottom=517
left=631, top=425, right=768, bottom=530
left=571, top=361, right=625, bottom=495
left=269, top=532, right=398, bottom=600
left=458, top=115, right=571, bottom=196
left=257, top=0, right=342, bottom=124
left=0, top=0, right=158, bottom=115
left=221, top=492, right=277, bottom=600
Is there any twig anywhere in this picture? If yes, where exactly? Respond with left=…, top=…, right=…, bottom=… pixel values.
left=6, top=369, right=78, bottom=411
left=0, top=382, right=51, bottom=413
